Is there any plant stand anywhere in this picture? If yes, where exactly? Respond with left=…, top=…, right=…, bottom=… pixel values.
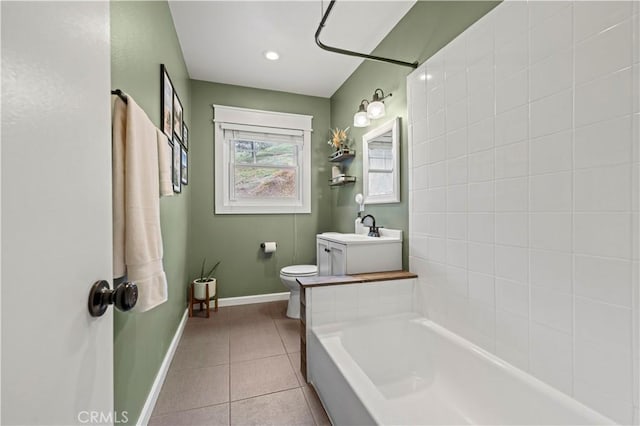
left=189, top=281, right=218, bottom=318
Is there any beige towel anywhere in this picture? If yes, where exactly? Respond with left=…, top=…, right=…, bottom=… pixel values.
left=157, top=129, right=174, bottom=197
left=112, top=94, right=168, bottom=312
left=112, top=96, right=126, bottom=278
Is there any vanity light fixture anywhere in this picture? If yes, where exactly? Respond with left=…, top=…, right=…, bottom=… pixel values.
left=367, top=89, right=390, bottom=119
left=264, top=50, right=280, bottom=61
left=353, top=89, right=392, bottom=127
left=353, top=100, right=371, bottom=127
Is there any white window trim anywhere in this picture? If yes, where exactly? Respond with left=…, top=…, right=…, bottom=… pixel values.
left=213, top=105, right=313, bottom=214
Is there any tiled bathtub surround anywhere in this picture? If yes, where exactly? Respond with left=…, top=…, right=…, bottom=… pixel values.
left=407, top=1, right=639, bottom=424
left=309, top=280, right=415, bottom=327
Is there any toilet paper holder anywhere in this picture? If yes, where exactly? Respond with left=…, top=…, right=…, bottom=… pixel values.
left=260, top=242, right=277, bottom=253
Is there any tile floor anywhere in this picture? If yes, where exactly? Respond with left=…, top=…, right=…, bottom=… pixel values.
left=149, top=301, right=331, bottom=426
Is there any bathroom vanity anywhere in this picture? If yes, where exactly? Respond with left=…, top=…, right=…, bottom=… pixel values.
left=316, top=230, right=402, bottom=276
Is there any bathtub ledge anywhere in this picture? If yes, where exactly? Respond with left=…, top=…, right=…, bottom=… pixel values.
left=297, top=270, right=417, bottom=287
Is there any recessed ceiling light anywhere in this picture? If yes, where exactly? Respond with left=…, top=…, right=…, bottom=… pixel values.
left=419, top=73, right=433, bottom=81
left=264, top=51, right=280, bottom=61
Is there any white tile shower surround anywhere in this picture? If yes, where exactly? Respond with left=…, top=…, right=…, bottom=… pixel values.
left=407, top=1, right=640, bottom=424
left=309, top=280, right=415, bottom=326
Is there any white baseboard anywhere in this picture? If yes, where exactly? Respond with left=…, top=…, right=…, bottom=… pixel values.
left=137, top=308, right=189, bottom=426
left=196, top=292, right=290, bottom=309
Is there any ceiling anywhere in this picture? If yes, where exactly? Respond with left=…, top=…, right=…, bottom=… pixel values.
left=168, top=1, right=416, bottom=98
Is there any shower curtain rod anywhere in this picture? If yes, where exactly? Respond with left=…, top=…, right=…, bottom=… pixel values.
left=315, top=0, right=418, bottom=69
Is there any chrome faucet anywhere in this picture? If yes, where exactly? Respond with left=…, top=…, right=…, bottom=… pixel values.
left=361, top=214, right=380, bottom=237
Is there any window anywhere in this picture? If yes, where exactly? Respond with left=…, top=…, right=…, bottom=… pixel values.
left=214, top=105, right=312, bottom=214
left=230, top=131, right=298, bottom=200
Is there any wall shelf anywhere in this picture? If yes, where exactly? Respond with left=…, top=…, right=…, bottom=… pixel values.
left=328, top=148, right=355, bottom=187
left=329, top=176, right=356, bottom=187
left=329, top=149, right=355, bottom=162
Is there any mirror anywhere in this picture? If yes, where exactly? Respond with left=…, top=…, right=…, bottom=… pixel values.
left=362, top=117, right=400, bottom=204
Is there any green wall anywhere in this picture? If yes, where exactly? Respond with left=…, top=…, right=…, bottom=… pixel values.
left=188, top=80, right=332, bottom=298
left=110, top=1, right=191, bottom=423
left=329, top=1, right=500, bottom=268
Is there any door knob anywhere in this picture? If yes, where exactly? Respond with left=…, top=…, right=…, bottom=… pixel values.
left=88, top=280, right=138, bottom=317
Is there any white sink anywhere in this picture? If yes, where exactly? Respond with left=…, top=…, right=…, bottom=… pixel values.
left=319, top=230, right=402, bottom=245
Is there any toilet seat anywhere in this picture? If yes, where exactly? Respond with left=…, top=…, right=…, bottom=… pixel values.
left=280, top=265, right=317, bottom=277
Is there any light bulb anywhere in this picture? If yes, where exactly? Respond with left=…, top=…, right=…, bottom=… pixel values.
left=263, top=51, right=280, bottom=61
left=366, top=101, right=385, bottom=119
left=353, top=111, right=370, bottom=127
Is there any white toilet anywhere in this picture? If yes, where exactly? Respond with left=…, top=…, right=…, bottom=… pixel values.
left=280, top=264, right=318, bottom=319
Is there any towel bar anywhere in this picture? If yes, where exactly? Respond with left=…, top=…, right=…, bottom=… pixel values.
left=111, top=89, right=127, bottom=104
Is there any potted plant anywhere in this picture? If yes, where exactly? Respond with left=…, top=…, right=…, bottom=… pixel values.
left=192, top=259, right=221, bottom=301
left=327, top=126, right=350, bottom=155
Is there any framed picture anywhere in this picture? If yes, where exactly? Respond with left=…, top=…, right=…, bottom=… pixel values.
left=173, top=92, right=183, bottom=142
left=172, top=136, right=181, bottom=193
left=182, top=123, right=189, bottom=151
left=161, top=64, right=173, bottom=139
left=181, top=146, right=188, bottom=185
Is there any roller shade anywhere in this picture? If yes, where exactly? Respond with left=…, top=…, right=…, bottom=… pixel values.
left=220, top=122, right=304, bottom=146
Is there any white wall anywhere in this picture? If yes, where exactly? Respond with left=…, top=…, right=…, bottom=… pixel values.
left=407, top=1, right=639, bottom=424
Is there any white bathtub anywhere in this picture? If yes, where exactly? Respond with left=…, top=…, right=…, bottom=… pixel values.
left=308, top=313, right=616, bottom=425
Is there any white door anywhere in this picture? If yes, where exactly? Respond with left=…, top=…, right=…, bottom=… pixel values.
left=2, top=2, right=114, bottom=425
